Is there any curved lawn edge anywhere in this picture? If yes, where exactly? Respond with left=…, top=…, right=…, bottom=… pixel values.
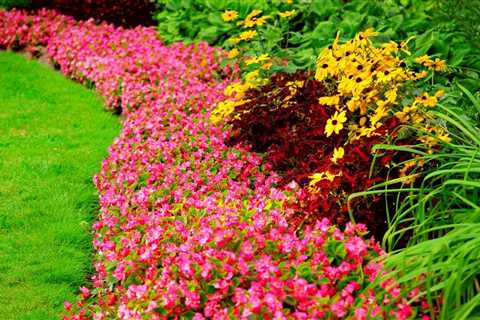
left=0, top=51, right=120, bottom=320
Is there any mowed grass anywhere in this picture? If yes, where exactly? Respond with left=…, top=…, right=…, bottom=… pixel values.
left=0, top=51, right=119, bottom=319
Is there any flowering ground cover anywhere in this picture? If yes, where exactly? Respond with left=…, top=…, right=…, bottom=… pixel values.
left=0, top=51, right=119, bottom=319
left=0, top=9, right=437, bottom=319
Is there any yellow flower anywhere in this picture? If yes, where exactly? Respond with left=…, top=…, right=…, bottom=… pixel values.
left=435, top=89, right=445, bottom=98
left=224, top=82, right=250, bottom=99
left=346, top=97, right=360, bottom=113
left=359, top=116, right=367, bottom=127
left=415, top=55, right=447, bottom=72
left=358, top=28, right=379, bottom=40
left=415, top=70, right=428, bottom=79
left=385, top=87, right=398, bottom=104
left=222, top=10, right=239, bottom=22
left=245, top=54, right=270, bottom=65
left=228, top=48, right=239, bottom=59
left=254, top=15, right=270, bottom=26
left=382, top=41, right=399, bottom=55
left=331, top=147, right=345, bottom=164
left=319, top=95, right=340, bottom=106
left=395, top=105, right=416, bottom=123
left=261, top=61, right=272, bottom=70
left=415, top=92, right=438, bottom=107
left=278, top=10, right=296, bottom=18
left=369, top=105, right=388, bottom=126
left=438, top=132, right=451, bottom=143
left=239, top=30, right=258, bottom=41
left=245, top=70, right=260, bottom=83
left=415, top=55, right=431, bottom=65
left=399, top=160, right=419, bottom=184
left=343, top=72, right=372, bottom=96
left=284, top=80, right=304, bottom=101
left=308, top=171, right=341, bottom=188
left=242, top=10, right=262, bottom=28
left=315, top=54, right=335, bottom=81
left=325, top=111, right=347, bottom=137
left=431, top=58, right=447, bottom=72
left=228, top=37, right=241, bottom=44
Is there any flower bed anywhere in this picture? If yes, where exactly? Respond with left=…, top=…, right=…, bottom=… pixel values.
left=0, top=9, right=430, bottom=319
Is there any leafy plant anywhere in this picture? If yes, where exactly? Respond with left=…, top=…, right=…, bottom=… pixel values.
left=153, top=0, right=480, bottom=92
left=0, top=0, right=30, bottom=8
left=351, top=85, right=480, bottom=318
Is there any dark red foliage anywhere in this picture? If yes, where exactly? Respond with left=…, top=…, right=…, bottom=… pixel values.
left=227, top=72, right=412, bottom=239
left=31, top=0, right=156, bottom=27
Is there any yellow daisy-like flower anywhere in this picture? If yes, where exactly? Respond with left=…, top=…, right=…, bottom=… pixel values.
left=308, top=171, right=341, bottom=187
left=431, top=58, right=447, bottom=72
left=245, top=70, right=260, bottom=83
left=331, top=147, right=345, bottom=164
left=325, top=111, right=347, bottom=137
left=369, top=105, right=388, bottom=126
left=415, top=92, right=438, bottom=107
left=254, top=15, right=270, bottom=26
left=239, top=30, right=258, bottom=41
left=319, top=95, right=340, bottom=106
left=415, top=55, right=431, bottom=65
left=358, top=28, right=379, bottom=40
left=415, top=55, right=447, bottom=72
left=385, top=87, right=398, bottom=104
left=228, top=36, right=241, bottom=44
left=315, top=55, right=335, bottom=81
left=415, top=70, right=428, bottom=79
left=242, top=10, right=262, bottom=28
left=245, top=54, right=270, bottom=65
left=278, top=10, right=296, bottom=18
left=261, top=61, right=273, bottom=70
left=222, top=10, right=239, bottom=22
left=228, top=48, right=239, bottom=59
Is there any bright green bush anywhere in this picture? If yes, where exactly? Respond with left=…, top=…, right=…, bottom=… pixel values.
left=0, top=0, right=31, bottom=8
left=153, top=0, right=480, bottom=91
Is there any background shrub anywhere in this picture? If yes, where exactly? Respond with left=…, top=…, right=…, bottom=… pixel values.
left=31, top=0, right=156, bottom=27
left=153, top=0, right=480, bottom=92
left=0, top=0, right=31, bottom=9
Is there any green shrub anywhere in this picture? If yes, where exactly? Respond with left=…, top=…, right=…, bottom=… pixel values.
left=153, top=0, right=480, bottom=92
left=0, top=0, right=31, bottom=8
left=352, top=85, right=480, bottom=319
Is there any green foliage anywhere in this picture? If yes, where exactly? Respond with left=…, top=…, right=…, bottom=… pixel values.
left=153, top=0, right=480, bottom=91
left=0, top=52, right=119, bottom=319
left=0, top=0, right=31, bottom=8
left=352, top=86, right=480, bottom=319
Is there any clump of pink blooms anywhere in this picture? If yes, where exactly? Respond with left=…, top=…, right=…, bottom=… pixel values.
left=0, top=9, right=430, bottom=319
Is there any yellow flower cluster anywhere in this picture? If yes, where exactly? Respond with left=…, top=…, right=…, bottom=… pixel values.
left=210, top=69, right=268, bottom=124
left=237, top=10, right=270, bottom=28
left=415, top=55, right=447, bottom=72
left=314, top=29, right=448, bottom=143
left=308, top=29, right=449, bottom=189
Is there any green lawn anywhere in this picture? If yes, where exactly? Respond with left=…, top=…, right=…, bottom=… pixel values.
left=0, top=51, right=119, bottom=319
